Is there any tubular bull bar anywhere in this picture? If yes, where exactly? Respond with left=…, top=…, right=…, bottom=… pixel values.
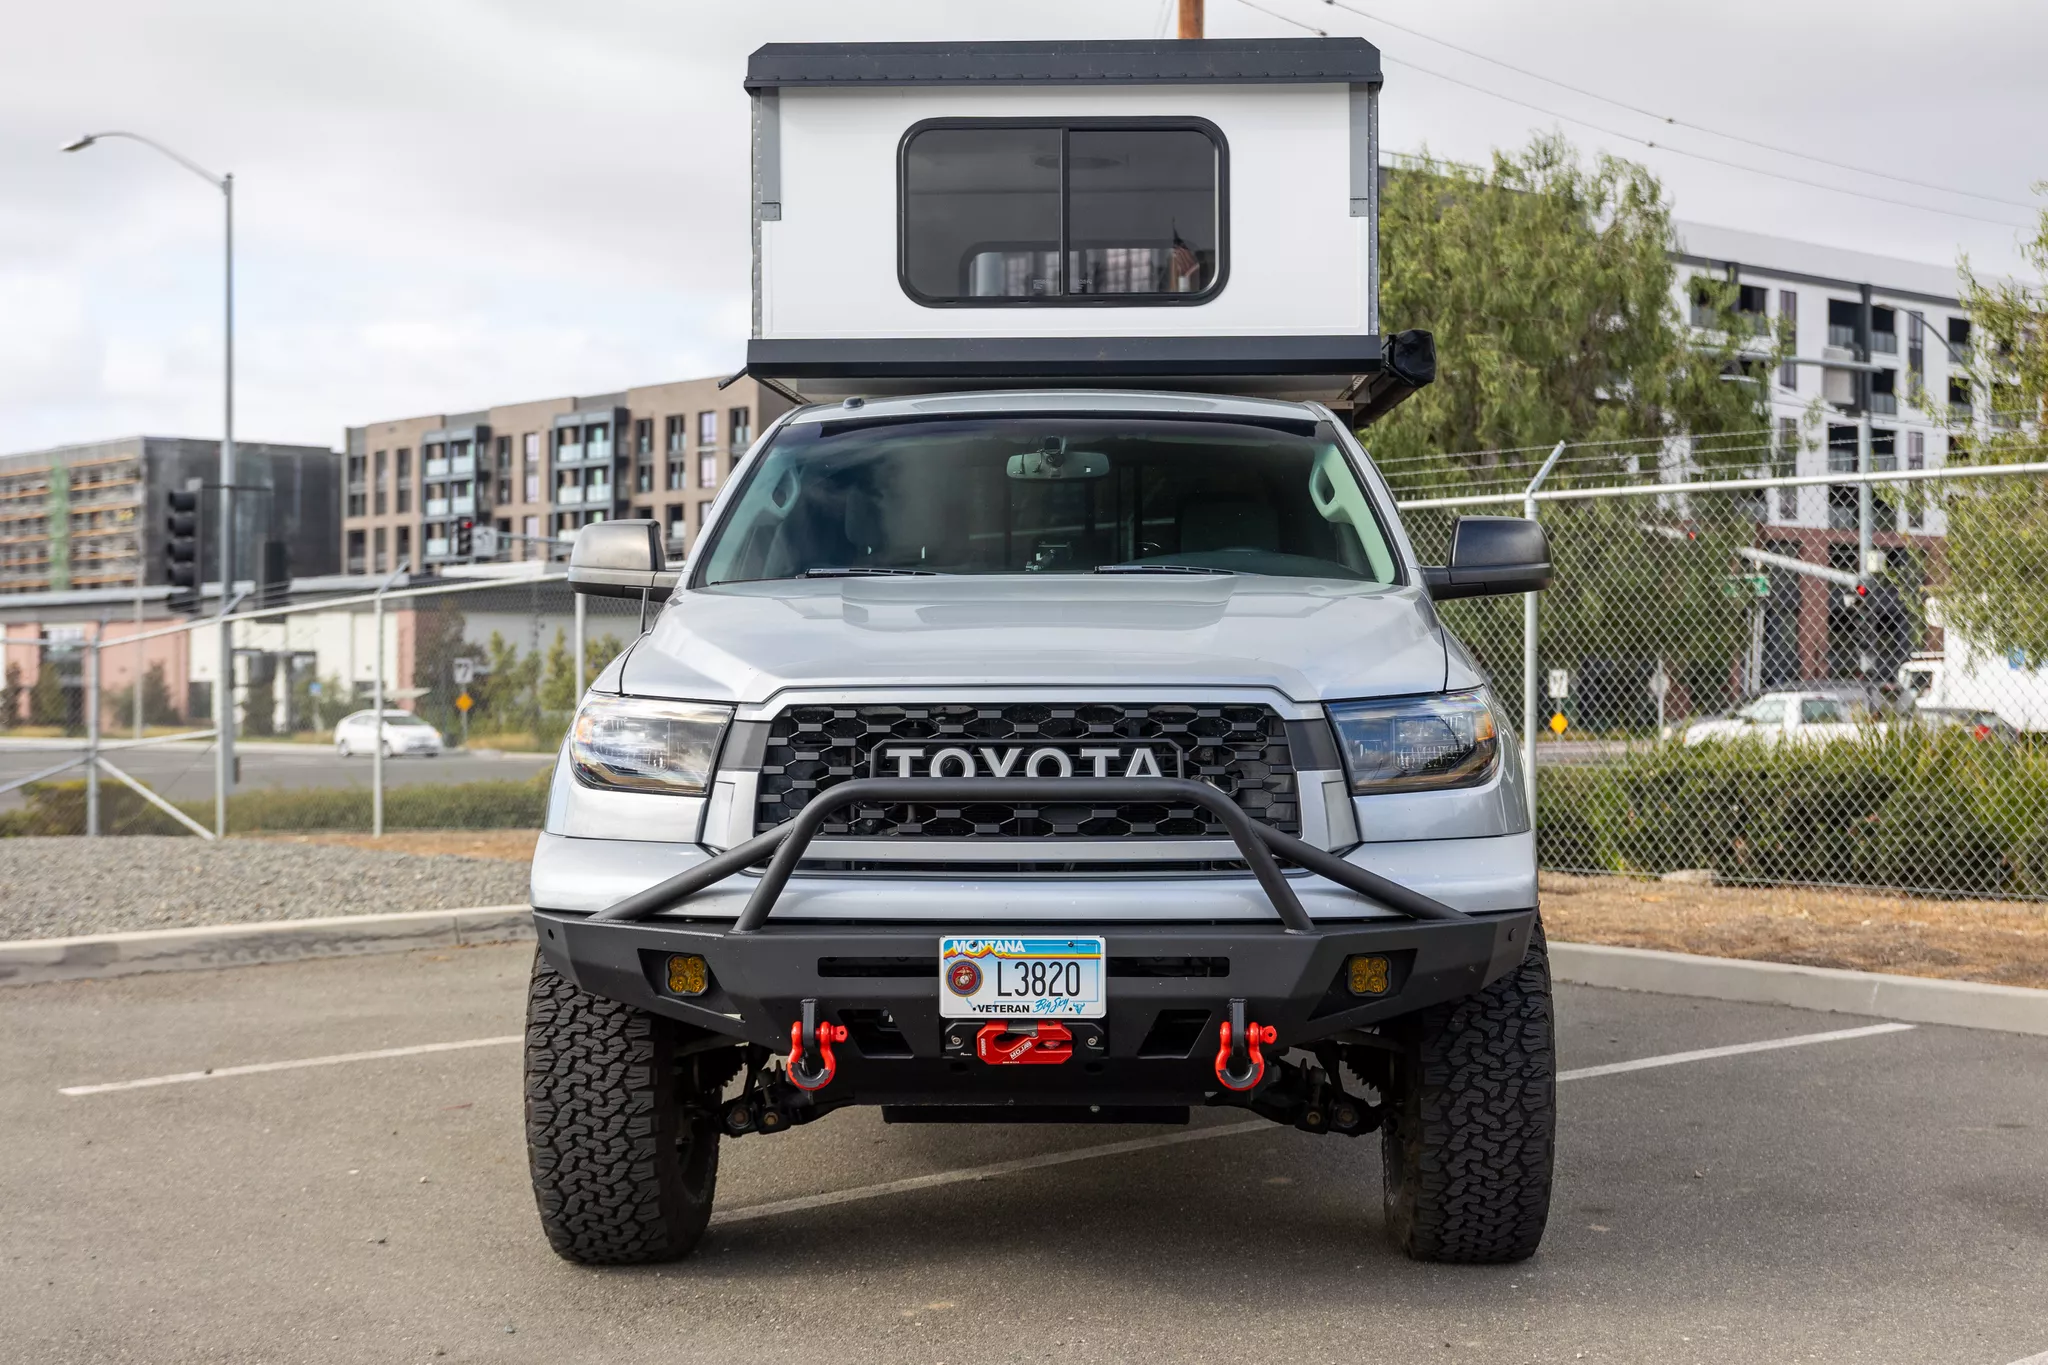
left=590, top=776, right=1473, bottom=929
left=541, top=776, right=1533, bottom=1103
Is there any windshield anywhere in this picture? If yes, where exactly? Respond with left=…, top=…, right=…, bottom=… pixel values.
left=698, top=416, right=1399, bottom=585
left=382, top=712, right=433, bottom=727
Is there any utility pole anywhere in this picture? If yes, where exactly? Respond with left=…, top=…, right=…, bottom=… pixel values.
left=1178, top=0, right=1203, bottom=39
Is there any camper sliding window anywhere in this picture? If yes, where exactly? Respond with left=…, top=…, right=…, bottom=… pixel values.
left=898, top=118, right=1227, bottom=307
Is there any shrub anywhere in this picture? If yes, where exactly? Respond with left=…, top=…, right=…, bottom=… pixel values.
left=1, top=769, right=550, bottom=838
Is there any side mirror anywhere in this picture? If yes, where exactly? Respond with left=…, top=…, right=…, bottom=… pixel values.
left=1421, top=516, right=1554, bottom=600
left=567, top=520, right=681, bottom=599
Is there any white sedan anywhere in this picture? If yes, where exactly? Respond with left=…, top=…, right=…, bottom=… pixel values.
left=334, top=710, right=445, bottom=758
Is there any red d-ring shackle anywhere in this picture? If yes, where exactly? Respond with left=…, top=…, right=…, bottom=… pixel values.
left=1214, top=998, right=1276, bottom=1091
left=787, top=998, right=848, bottom=1091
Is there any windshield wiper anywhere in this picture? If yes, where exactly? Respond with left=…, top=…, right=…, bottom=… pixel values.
left=798, top=566, right=940, bottom=578
left=1093, top=563, right=1234, bottom=575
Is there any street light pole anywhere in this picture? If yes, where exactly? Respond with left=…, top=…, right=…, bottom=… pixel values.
left=63, top=130, right=237, bottom=835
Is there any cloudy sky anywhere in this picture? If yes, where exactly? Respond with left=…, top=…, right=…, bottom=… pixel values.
left=3, top=0, right=2043, bottom=454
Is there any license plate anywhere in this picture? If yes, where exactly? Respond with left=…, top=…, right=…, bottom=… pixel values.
left=939, top=936, right=1105, bottom=1020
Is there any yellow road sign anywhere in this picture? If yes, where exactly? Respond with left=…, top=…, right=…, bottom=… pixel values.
left=1549, top=711, right=1568, bottom=735
left=455, top=691, right=474, bottom=713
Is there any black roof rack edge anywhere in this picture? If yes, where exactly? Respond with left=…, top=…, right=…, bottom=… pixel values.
left=746, top=38, right=1382, bottom=92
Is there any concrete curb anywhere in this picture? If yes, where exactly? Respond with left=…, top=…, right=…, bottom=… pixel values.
left=1552, top=941, right=2048, bottom=1037
left=0, top=905, right=534, bottom=987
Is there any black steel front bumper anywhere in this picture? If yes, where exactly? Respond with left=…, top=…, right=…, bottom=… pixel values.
left=535, top=908, right=1536, bottom=1105
left=535, top=777, right=1536, bottom=1105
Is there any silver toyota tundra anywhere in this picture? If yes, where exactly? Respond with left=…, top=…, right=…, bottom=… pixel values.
left=525, top=387, right=1556, bottom=1265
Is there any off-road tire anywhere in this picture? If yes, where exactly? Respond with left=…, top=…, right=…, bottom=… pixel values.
left=1381, top=920, right=1556, bottom=1264
left=524, top=953, right=730, bottom=1265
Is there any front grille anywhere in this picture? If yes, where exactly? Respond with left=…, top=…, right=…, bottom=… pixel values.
left=755, top=702, right=1300, bottom=839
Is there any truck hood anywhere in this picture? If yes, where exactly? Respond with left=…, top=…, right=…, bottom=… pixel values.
left=616, top=574, right=1447, bottom=704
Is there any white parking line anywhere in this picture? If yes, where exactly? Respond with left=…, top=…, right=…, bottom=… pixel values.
left=56, top=1036, right=522, bottom=1096
left=56, top=1018, right=1915, bottom=1102
left=1556, top=1021, right=1916, bottom=1080
left=2002, top=1351, right=2048, bottom=1365
left=709, top=1021, right=1917, bottom=1225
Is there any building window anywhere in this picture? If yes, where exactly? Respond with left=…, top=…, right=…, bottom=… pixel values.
left=666, top=415, right=686, bottom=455
left=636, top=463, right=654, bottom=494
left=395, top=447, right=412, bottom=514
left=1948, top=377, right=1973, bottom=421
left=373, top=451, right=388, bottom=516
left=1869, top=306, right=1897, bottom=355
left=697, top=410, right=717, bottom=447
left=522, top=515, right=540, bottom=559
left=729, top=407, right=752, bottom=448
left=666, top=506, right=687, bottom=548
left=396, top=525, right=412, bottom=569
left=1869, top=367, right=1898, bottom=415
left=1827, top=299, right=1860, bottom=350
left=1778, top=290, right=1798, bottom=389
left=666, top=461, right=685, bottom=491
left=1948, top=317, right=1972, bottom=354
left=373, top=526, right=387, bottom=573
left=1907, top=430, right=1925, bottom=471
left=346, top=529, right=365, bottom=574
left=634, top=418, right=652, bottom=457
left=700, top=453, right=718, bottom=489
left=901, top=121, right=1222, bottom=304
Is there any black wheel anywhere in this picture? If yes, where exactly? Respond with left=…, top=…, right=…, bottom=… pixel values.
left=1381, top=919, right=1556, bottom=1264
left=524, top=952, right=734, bottom=1265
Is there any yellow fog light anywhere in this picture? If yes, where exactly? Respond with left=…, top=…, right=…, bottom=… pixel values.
left=1347, top=955, right=1390, bottom=996
left=666, top=955, right=710, bottom=996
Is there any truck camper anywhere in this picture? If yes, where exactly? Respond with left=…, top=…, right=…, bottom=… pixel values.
left=525, top=38, right=1558, bottom=1268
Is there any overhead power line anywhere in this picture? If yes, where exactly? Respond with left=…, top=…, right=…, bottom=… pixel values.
left=1319, top=0, right=2037, bottom=214
left=1223, top=0, right=2032, bottom=231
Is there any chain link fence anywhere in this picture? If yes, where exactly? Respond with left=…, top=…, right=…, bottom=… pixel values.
left=1394, top=448, right=2048, bottom=900
left=1, top=573, right=642, bottom=840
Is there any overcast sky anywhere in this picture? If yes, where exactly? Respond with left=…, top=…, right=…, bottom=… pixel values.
left=3, top=0, right=2043, bottom=454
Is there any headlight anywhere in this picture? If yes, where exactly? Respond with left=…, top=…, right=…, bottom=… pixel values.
left=569, top=696, right=730, bottom=795
left=1327, top=689, right=1500, bottom=795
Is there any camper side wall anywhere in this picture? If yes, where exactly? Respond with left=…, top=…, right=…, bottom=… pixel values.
left=758, top=84, right=1368, bottom=342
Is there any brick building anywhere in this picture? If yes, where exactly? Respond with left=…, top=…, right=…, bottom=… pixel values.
left=341, top=375, right=791, bottom=574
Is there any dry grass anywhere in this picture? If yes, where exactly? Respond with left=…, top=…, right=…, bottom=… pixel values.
left=1542, top=872, right=2048, bottom=990
left=252, top=829, right=540, bottom=862
left=247, top=830, right=2048, bottom=990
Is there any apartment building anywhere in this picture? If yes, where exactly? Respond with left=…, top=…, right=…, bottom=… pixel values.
left=0, top=436, right=340, bottom=597
left=1670, top=221, right=1979, bottom=684
left=341, top=375, right=790, bottom=574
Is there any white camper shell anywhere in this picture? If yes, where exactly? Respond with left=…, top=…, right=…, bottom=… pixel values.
left=741, top=39, right=1433, bottom=416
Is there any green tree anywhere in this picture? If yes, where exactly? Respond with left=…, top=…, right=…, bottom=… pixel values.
left=1935, top=209, right=2048, bottom=659
left=536, top=627, right=627, bottom=748
left=473, top=631, right=542, bottom=738
left=2, top=661, right=25, bottom=730
left=106, top=661, right=182, bottom=729
left=411, top=602, right=484, bottom=738
left=1371, top=136, right=1779, bottom=726
left=242, top=667, right=277, bottom=737
left=29, top=657, right=67, bottom=729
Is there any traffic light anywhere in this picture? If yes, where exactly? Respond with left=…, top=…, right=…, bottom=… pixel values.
left=165, top=482, right=204, bottom=614
left=455, top=516, right=474, bottom=558
left=255, top=538, right=291, bottom=611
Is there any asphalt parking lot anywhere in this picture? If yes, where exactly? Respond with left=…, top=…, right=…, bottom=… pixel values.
left=3, top=942, right=2044, bottom=1365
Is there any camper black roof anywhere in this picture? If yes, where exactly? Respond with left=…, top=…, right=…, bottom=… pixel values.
left=745, top=38, right=1382, bottom=92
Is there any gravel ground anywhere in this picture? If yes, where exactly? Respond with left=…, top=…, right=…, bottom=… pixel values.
left=0, top=837, right=532, bottom=941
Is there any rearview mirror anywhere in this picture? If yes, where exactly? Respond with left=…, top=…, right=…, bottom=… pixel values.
left=1421, top=517, right=1553, bottom=600
left=1007, top=438, right=1110, bottom=480
left=568, top=520, right=682, bottom=599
